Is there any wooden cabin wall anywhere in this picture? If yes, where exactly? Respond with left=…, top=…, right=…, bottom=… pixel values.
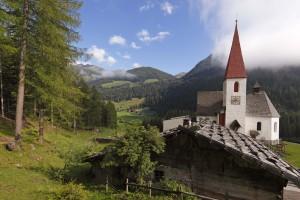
left=156, top=132, right=286, bottom=200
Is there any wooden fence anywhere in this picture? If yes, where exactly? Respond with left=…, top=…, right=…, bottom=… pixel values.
left=124, top=178, right=218, bottom=200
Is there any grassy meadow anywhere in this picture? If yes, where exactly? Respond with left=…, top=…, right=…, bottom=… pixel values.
left=1, top=98, right=300, bottom=199
left=283, top=141, right=300, bottom=168
left=0, top=99, right=165, bottom=200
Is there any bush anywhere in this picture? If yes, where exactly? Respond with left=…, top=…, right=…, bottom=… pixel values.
left=110, top=193, right=172, bottom=200
left=158, top=179, right=197, bottom=200
left=56, top=143, right=98, bottom=181
left=52, top=182, right=88, bottom=200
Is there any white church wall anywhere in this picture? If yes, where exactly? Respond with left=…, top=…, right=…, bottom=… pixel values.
left=271, top=117, right=280, bottom=141
left=245, top=116, right=276, bottom=141
left=224, top=78, right=247, bottom=133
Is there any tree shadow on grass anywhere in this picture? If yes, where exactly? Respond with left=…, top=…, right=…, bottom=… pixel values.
left=27, top=163, right=103, bottom=190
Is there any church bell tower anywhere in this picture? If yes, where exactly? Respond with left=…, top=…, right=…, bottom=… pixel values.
left=223, top=21, right=247, bottom=133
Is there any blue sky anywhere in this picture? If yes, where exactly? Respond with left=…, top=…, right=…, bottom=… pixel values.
left=77, top=0, right=300, bottom=73
left=76, top=0, right=213, bottom=75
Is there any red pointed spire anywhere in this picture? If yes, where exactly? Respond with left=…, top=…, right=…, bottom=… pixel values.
left=224, top=21, right=247, bottom=79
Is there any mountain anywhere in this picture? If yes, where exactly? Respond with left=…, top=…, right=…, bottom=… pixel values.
left=73, top=64, right=104, bottom=82
left=147, top=55, right=225, bottom=115
left=183, top=55, right=223, bottom=80
left=74, top=65, right=177, bottom=101
left=175, top=72, right=186, bottom=79
left=127, top=67, right=175, bottom=82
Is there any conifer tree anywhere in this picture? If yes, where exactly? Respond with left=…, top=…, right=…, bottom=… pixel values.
left=15, top=0, right=29, bottom=140
left=8, top=0, right=83, bottom=141
left=104, top=101, right=117, bottom=128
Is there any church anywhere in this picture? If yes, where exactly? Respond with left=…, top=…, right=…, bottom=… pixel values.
left=197, top=22, right=280, bottom=144
left=163, top=22, right=280, bottom=144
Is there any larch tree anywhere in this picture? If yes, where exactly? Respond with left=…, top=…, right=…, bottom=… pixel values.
left=25, top=0, right=83, bottom=143
left=0, top=0, right=83, bottom=143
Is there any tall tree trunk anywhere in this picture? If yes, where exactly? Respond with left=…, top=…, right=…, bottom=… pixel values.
left=51, top=102, right=53, bottom=128
left=73, top=113, right=77, bottom=134
left=15, top=0, right=29, bottom=140
left=33, top=99, right=37, bottom=116
left=38, top=109, right=44, bottom=144
left=0, top=56, right=4, bottom=118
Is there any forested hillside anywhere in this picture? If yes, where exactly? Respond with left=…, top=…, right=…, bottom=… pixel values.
left=84, top=66, right=176, bottom=101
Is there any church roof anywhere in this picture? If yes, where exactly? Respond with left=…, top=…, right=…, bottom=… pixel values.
left=162, top=120, right=300, bottom=187
left=197, top=90, right=280, bottom=118
left=247, top=91, right=280, bottom=118
left=197, top=91, right=223, bottom=115
left=224, top=22, right=247, bottom=79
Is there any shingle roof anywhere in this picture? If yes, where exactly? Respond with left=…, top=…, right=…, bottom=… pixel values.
left=162, top=120, right=300, bottom=187
left=224, top=23, right=247, bottom=79
left=196, top=90, right=280, bottom=118
left=247, top=91, right=280, bottom=117
left=197, top=91, right=223, bottom=115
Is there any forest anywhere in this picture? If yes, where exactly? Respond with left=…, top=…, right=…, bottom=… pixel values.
left=0, top=0, right=116, bottom=143
left=95, top=55, right=300, bottom=139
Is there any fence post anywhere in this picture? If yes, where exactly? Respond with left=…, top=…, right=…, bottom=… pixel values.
left=126, top=178, right=129, bottom=194
left=149, top=181, right=152, bottom=197
left=179, top=186, right=183, bottom=200
left=105, top=176, right=108, bottom=192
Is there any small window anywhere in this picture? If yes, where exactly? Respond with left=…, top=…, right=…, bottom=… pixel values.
left=154, top=170, right=164, bottom=181
left=257, top=122, right=262, bottom=131
left=234, top=82, right=239, bottom=92
left=274, top=122, right=278, bottom=132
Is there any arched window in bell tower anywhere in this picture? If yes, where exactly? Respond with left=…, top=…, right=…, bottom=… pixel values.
left=234, top=81, right=239, bottom=92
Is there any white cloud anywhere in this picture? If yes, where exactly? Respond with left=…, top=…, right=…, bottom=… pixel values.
left=75, top=60, right=92, bottom=65
left=101, top=69, right=136, bottom=79
left=161, top=1, right=175, bottom=15
left=87, top=45, right=117, bottom=65
left=189, top=0, right=300, bottom=68
left=131, top=42, right=141, bottom=49
left=132, top=63, right=142, bottom=68
left=107, top=56, right=117, bottom=65
left=140, top=1, right=154, bottom=12
left=137, top=29, right=170, bottom=43
left=122, top=54, right=131, bottom=60
left=109, top=35, right=126, bottom=46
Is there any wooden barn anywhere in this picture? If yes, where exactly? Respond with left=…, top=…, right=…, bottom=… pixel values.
left=85, top=119, right=300, bottom=199
left=157, top=120, right=300, bottom=200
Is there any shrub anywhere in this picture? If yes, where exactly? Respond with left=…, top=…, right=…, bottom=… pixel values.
left=52, top=182, right=88, bottom=200
left=159, top=179, right=197, bottom=200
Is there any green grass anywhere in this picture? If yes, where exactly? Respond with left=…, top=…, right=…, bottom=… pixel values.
left=114, top=98, right=144, bottom=112
left=283, top=141, right=300, bottom=168
left=144, top=79, right=159, bottom=84
left=0, top=106, right=157, bottom=200
left=101, top=81, right=134, bottom=88
left=0, top=120, right=112, bottom=200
